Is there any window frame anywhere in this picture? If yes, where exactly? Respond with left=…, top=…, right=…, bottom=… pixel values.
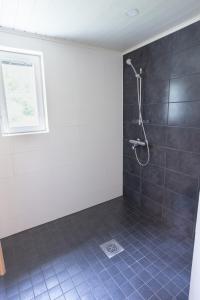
left=0, top=46, right=49, bottom=136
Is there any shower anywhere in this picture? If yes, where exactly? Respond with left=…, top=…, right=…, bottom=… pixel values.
left=126, top=58, right=150, bottom=166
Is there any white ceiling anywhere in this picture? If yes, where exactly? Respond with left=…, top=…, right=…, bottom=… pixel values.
left=0, top=0, right=200, bottom=51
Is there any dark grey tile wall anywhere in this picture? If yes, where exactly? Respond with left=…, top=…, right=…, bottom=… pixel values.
left=123, top=21, right=200, bottom=237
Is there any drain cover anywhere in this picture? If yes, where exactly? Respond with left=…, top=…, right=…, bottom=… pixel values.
left=100, top=239, right=124, bottom=258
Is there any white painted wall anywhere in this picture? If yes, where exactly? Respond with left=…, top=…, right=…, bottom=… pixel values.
left=189, top=193, right=200, bottom=300
left=0, top=32, right=122, bottom=238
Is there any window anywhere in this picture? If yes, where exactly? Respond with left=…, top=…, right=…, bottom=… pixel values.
left=0, top=47, right=48, bottom=136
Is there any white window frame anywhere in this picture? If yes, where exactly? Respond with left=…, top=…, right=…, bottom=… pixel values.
left=0, top=46, right=49, bottom=136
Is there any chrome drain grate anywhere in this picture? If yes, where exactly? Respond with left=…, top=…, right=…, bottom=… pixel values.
left=100, top=239, right=124, bottom=258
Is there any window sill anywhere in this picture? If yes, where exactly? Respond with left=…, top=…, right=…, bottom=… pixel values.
left=2, top=129, right=49, bottom=137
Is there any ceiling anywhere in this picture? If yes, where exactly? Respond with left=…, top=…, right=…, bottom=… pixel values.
left=0, top=0, right=200, bottom=51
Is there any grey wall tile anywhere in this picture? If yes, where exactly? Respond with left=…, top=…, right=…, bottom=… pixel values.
left=172, top=21, right=200, bottom=53
left=149, top=146, right=166, bottom=167
left=124, top=156, right=141, bottom=176
left=124, top=67, right=139, bottom=104
left=123, top=104, right=139, bottom=123
left=166, top=149, right=200, bottom=177
left=145, top=125, right=167, bottom=146
left=141, top=195, right=162, bottom=219
left=142, top=180, right=164, bottom=204
left=143, top=103, right=168, bottom=125
left=171, top=45, right=200, bottom=77
left=146, top=54, right=172, bottom=80
left=123, top=172, right=140, bottom=192
left=144, top=78, right=169, bottom=104
left=142, top=164, right=164, bottom=186
left=164, top=209, right=194, bottom=237
left=164, top=189, right=196, bottom=222
left=166, top=127, right=200, bottom=153
left=169, top=74, right=200, bottom=102
left=147, top=34, right=174, bottom=59
left=123, top=186, right=141, bottom=207
left=140, top=145, right=166, bottom=167
left=123, top=139, right=133, bottom=157
left=168, top=101, right=200, bottom=128
left=123, top=123, right=141, bottom=140
left=165, top=170, right=198, bottom=199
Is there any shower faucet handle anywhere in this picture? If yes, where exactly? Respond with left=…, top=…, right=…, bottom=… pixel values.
left=131, top=119, right=149, bottom=124
left=129, top=139, right=146, bottom=147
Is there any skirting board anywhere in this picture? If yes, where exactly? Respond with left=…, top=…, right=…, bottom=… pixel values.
left=0, top=242, right=6, bottom=276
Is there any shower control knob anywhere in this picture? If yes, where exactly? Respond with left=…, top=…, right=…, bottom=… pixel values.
left=129, top=139, right=146, bottom=147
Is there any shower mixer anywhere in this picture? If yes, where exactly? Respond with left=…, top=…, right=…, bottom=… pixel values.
left=129, top=139, right=146, bottom=149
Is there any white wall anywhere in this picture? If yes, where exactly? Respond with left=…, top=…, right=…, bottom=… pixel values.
left=0, top=32, right=122, bottom=238
left=189, top=193, right=200, bottom=300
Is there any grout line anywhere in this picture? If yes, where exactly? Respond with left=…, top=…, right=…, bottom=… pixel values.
left=128, top=121, right=200, bottom=130
left=138, top=99, right=200, bottom=105
left=167, top=70, right=200, bottom=80
left=168, top=99, right=200, bottom=104
left=165, top=166, right=198, bottom=180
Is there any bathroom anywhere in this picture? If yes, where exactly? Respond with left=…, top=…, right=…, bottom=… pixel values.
left=0, top=1, right=200, bottom=299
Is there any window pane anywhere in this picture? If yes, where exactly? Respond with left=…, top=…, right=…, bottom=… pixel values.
left=2, top=62, right=40, bottom=128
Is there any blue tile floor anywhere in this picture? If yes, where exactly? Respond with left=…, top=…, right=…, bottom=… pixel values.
left=0, top=197, right=193, bottom=300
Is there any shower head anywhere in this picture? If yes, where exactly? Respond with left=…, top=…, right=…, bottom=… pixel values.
left=126, top=57, right=140, bottom=78
left=126, top=58, right=132, bottom=65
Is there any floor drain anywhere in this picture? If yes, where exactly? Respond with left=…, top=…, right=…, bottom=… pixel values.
left=100, top=239, right=124, bottom=258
